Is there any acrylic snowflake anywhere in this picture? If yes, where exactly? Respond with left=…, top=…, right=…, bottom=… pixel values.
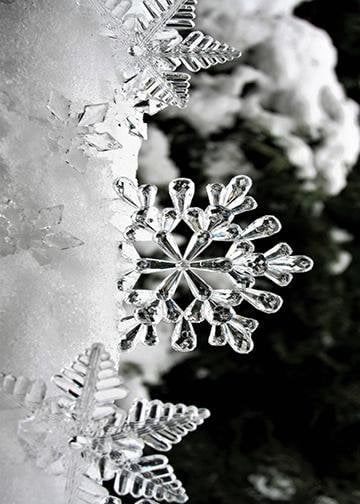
left=0, top=343, right=210, bottom=504
left=114, top=176, right=314, bottom=354
left=47, top=90, right=123, bottom=173
left=0, top=199, right=83, bottom=264
left=86, top=0, right=241, bottom=108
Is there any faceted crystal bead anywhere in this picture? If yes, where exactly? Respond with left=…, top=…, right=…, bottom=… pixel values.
left=226, top=322, right=254, bottom=354
left=211, top=223, right=242, bottom=241
left=143, top=325, right=159, bottom=347
left=208, top=325, right=227, bottom=346
left=138, top=184, right=158, bottom=208
left=231, top=196, right=258, bottom=216
left=206, top=183, right=225, bottom=206
left=161, top=208, right=180, bottom=233
left=241, top=216, right=281, bottom=241
left=169, top=179, right=194, bottom=214
left=184, top=207, right=207, bottom=233
left=136, top=258, right=175, bottom=273
left=133, top=208, right=160, bottom=232
left=164, top=299, right=183, bottom=323
left=119, top=323, right=146, bottom=352
left=226, top=240, right=255, bottom=261
left=205, top=303, right=235, bottom=325
left=240, top=288, right=283, bottom=313
left=135, top=300, right=163, bottom=325
left=171, top=317, right=197, bottom=352
left=224, top=175, right=252, bottom=209
left=205, top=205, right=233, bottom=231
left=210, top=290, right=243, bottom=306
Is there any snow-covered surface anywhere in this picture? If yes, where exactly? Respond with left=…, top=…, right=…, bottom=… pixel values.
left=162, top=0, right=360, bottom=195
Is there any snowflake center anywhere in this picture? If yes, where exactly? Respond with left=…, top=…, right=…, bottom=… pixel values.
left=176, top=260, right=190, bottom=270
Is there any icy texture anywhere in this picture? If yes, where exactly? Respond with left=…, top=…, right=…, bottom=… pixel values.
left=163, top=0, right=360, bottom=194
left=114, top=176, right=313, bottom=354
left=1, top=344, right=209, bottom=504
left=0, top=200, right=84, bottom=264
left=85, top=0, right=241, bottom=108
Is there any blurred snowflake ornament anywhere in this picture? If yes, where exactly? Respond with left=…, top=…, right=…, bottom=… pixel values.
left=114, top=176, right=313, bottom=354
left=0, top=343, right=210, bottom=504
left=86, top=0, right=241, bottom=108
left=47, top=90, right=123, bottom=173
left=0, top=199, right=84, bottom=265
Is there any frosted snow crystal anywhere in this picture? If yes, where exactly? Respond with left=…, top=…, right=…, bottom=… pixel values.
left=0, top=200, right=84, bottom=265
left=47, top=90, right=123, bottom=173
left=0, top=343, right=210, bottom=504
left=114, top=176, right=313, bottom=354
left=86, top=0, right=241, bottom=108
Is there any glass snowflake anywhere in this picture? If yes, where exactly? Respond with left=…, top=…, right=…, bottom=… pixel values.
left=114, top=176, right=314, bottom=354
left=86, top=0, right=241, bottom=108
left=0, top=199, right=84, bottom=265
left=0, top=343, right=210, bottom=504
left=47, top=90, right=123, bottom=173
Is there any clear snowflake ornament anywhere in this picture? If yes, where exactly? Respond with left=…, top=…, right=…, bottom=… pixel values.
left=47, top=91, right=123, bottom=173
left=114, top=176, right=314, bottom=354
left=0, top=199, right=84, bottom=265
left=86, top=0, right=241, bottom=109
left=0, top=343, right=210, bottom=504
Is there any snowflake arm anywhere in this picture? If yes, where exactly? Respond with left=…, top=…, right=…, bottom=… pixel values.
left=114, top=176, right=314, bottom=354
left=5, top=344, right=209, bottom=504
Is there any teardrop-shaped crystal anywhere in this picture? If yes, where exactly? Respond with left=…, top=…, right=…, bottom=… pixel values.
left=135, top=300, right=163, bottom=325
left=231, top=196, right=258, bottom=215
left=211, top=223, right=242, bottom=241
left=184, top=299, right=205, bottom=323
left=143, top=325, right=159, bottom=347
left=233, top=253, right=267, bottom=276
left=240, top=288, right=283, bottom=313
left=208, top=325, right=228, bottom=346
left=135, top=258, right=175, bottom=273
left=184, top=271, right=212, bottom=301
left=264, top=242, right=293, bottom=261
left=241, top=215, right=281, bottom=241
left=205, top=302, right=235, bottom=325
left=224, top=175, right=252, bottom=209
left=206, top=183, right=226, bottom=206
left=264, top=268, right=293, bottom=287
left=138, top=184, right=157, bottom=208
left=156, top=270, right=183, bottom=300
left=226, top=240, right=255, bottom=261
left=231, top=315, right=259, bottom=334
left=161, top=208, right=180, bottom=233
left=125, top=290, right=156, bottom=306
left=117, top=271, right=140, bottom=291
left=270, top=255, right=314, bottom=273
left=205, top=205, right=233, bottom=231
left=113, top=178, right=140, bottom=208
left=211, top=289, right=243, bottom=306
left=153, top=231, right=182, bottom=261
left=169, top=178, right=195, bottom=214
left=164, top=299, right=183, bottom=323
left=228, top=270, right=255, bottom=289
left=124, top=225, right=153, bottom=242
left=190, top=258, right=233, bottom=273
left=184, top=207, right=207, bottom=233
left=118, top=323, right=145, bottom=352
left=133, top=208, right=160, bottom=232
left=226, top=322, right=254, bottom=354
left=171, top=317, right=197, bottom=352
left=183, top=231, right=212, bottom=261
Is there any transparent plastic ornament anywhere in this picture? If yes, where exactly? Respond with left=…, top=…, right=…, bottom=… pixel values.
left=85, top=0, right=241, bottom=109
left=114, top=176, right=314, bottom=354
left=0, top=344, right=210, bottom=504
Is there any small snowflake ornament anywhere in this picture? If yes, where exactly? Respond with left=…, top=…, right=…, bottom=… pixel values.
left=114, top=176, right=314, bottom=354
left=85, top=0, right=241, bottom=109
left=0, top=199, right=83, bottom=264
left=0, top=343, right=210, bottom=504
left=47, top=91, right=123, bottom=173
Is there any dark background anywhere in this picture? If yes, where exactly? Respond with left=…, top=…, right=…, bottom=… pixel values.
left=141, top=2, right=360, bottom=502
